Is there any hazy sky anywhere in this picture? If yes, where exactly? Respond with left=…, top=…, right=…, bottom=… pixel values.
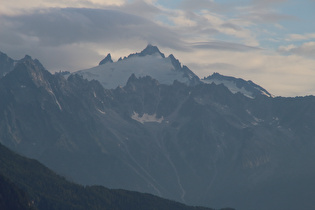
left=0, top=0, right=314, bottom=96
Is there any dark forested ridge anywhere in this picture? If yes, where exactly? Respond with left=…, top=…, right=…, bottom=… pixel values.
left=0, top=174, right=34, bottom=210
left=0, top=143, right=231, bottom=210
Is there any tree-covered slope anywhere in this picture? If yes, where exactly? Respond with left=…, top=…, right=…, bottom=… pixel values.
left=0, top=143, right=222, bottom=210
left=0, top=173, right=34, bottom=210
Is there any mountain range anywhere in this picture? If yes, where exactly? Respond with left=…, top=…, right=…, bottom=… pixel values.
left=72, top=44, right=269, bottom=99
left=0, top=46, right=315, bottom=210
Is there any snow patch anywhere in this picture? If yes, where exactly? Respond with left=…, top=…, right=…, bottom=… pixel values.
left=202, top=78, right=254, bottom=99
left=97, top=108, right=106, bottom=115
left=131, top=112, right=163, bottom=124
left=47, top=89, right=62, bottom=111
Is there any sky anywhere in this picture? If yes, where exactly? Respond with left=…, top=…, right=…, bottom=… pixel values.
left=0, top=0, right=314, bottom=97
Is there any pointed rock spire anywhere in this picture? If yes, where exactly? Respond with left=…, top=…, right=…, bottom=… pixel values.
left=21, top=55, right=32, bottom=61
left=99, top=53, right=113, bottom=65
left=139, top=44, right=165, bottom=58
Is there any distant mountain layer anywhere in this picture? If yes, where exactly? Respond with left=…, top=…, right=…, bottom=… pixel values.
left=1, top=50, right=315, bottom=210
left=73, top=45, right=269, bottom=98
left=0, top=143, right=219, bottom=210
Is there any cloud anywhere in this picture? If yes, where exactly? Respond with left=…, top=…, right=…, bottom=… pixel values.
left=180, top=0, right=216, bottom=11
left=230, top=0, right=294, bottom=27
left=158, top=7, right=260, bottom=46
left=0, top=6, right=261, bottom=70
left=239, top=10, right=293, bottom=23
left=1, top=8, right=181, bottom=47
left=286, top=33, right=315, bottom=41
left=190, top=41, right=261, bottom=51
left=111, top=0, right=161, bottom=18
left=278, top=42, right=315, bottom=58
left=0, top=7, right=190, bottom=71
left=251, top=0, right=288, bottom=8
left=0, top=0, right=126, bottom=15
left=163, top=42, right=315, bottom=97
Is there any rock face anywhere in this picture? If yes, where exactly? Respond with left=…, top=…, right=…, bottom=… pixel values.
left=0, top=52, right=315, bottom=210
left=0, top=51, right=15, bottom=78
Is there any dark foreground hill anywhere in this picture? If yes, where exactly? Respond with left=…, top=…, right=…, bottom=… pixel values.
left=0, top=143, right=224, bottom=210
left=0, top=173, right=34, bottom=210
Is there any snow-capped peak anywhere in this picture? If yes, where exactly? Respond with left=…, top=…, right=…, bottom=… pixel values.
left=201, top=73, right=273, bottom=98
left=70, top=46, right=271, bottom=97
left=72, top=45, right=199, bottom=89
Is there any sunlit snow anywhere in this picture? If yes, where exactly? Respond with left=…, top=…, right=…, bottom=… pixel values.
left=75, top=53, right=191, bottom=89
left=202, top=78, right=255, bottom=99
left=96, top=108, right=106, bottom=115
left=131, top=112, right=163, bottom=124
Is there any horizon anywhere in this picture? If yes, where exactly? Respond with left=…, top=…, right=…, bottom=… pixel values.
left=0, top=0, right=314, bottom=97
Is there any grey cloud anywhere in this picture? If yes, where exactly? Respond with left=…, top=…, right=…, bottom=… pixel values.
left=240, top=10, right=294, bottom=23
left=187, top=62, right=237, bottom=73
left=0, top=8, right=184, bottom=49
left=278, top=43, right=315, bottom=58
left=111, top=0, right=161, bottom=18
left=251, top=0, right=288, bottom=8
left=180, top=0, right=217, bottom=11
left=220, top=22, right=242, bottom=31
left=204, top=62, right=237, bottom=70
left=190, top=41, right=261, bottom=52
left=179, top=0, right=233, bottom=13
left=236, top=0, right=295, bottom=24
left=0, top=7, right=190, bottom=71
